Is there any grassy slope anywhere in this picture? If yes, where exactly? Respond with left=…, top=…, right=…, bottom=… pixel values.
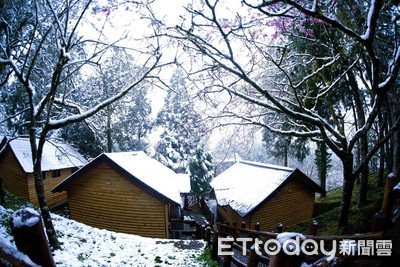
left=288, top=172, right=385, bottom=235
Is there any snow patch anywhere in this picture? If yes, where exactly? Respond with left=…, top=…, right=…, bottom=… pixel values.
left=1, top=205, right=206, bottom=267
left=10, top=208, right=40, bottom=228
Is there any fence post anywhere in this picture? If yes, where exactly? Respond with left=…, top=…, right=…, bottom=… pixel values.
left=277, top=223, right=283, bottom=233
left=247, top=245, right=260, bottom=267
left=268, top=233, right=304, bottom=267
left=372, top=173, right=397, bottom=231
left=10, top=208, right=56, bottom=267
left=196, top=223, right=201, bottom=239
left=232, top=221, right=237, bottom=238
left=205, top=226, right=211, bottom=246
left=222, top=237, right=234, bottom=267
left=308, top=220, right=318, bottom=236
left=253, top=222, right=260, bottom=241
left=201, top=224, right=206, bottom=240
left=211, top=230, right=219, bottom=259
left=382, top=173, right=396, bottom=218
left=371, top=210, right=386, bottom=232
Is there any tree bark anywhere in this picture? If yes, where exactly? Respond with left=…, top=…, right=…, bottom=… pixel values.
left=30, top=134, right=61, bottom=250
left=106, top=105, right=113, bottom=153
left=377, top=112, right=386, bottom=187
left=348, top=71, right=369, bottom=207
left=338, top=154, right=355, bottom=229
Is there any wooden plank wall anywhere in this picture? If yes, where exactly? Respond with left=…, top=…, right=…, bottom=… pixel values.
left=27, top=169, right=69, bottom=208
left=249, top=179, right=315, bottom=230
left=216, top=179, right=315, bottom=231
left=66, top=162, right=168, bottom=238
left=0, top=149, right=29, bottom=200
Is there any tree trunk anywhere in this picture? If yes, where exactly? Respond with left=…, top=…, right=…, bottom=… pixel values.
left=338, top=154, right=354, bottom=229
left=394, top=129, right=400, bottom=177
left=377, top=112, right=386, bottom=187
left=284, top=147, right=288, bottom=167
left=30, top=134, right=61, bottom=250
left=378, top=145, right=385, bottom=187
left=385, top=112, right=394, bottom=174
left=33, top=166, right=60, bottom=250
left=358, top=136, right=369, bottom=207
left=106, top=105, right=113, bottom=153
left=348, top=71, right=369, bottom=207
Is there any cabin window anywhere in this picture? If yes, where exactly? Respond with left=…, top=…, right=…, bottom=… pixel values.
left=52, top=169, right=61, bottom=178
left=42, top=171, right=46, bottom=180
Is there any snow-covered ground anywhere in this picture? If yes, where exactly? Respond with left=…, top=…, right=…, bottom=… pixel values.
left=0, top=206, right=206, bottom=266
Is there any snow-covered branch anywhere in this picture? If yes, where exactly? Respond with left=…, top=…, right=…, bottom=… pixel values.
left=48, top=55, right=161, bottom=129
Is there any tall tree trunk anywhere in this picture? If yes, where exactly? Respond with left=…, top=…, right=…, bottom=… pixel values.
left=394, top=129, right=400, bottom=177
left=378, top=144, right=386, bottom=187
left=385, top=110, right=394, bottom=174
left=338, top=153, right=354, bottom=229
left=106, top=105, right=112, bottom=153
left=30, top=134, right=60, bottom=249
left=377, top=112, right=386, bottom=187
left=284, top=148, right=288, bottom=167
left=358, top=137, right=369, bottom=207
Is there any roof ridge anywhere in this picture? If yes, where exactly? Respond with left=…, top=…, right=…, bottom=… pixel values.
left=239, top=160, right=294, bottom=172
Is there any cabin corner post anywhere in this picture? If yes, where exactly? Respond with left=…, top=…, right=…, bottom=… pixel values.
left=165, top=203, right=169, bottom=238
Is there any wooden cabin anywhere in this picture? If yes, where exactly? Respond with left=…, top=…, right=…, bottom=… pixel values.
left=52, top=151, right=182, bottom=238
left=210, top=160, right=323, bottom=230
left=0, top=137, right=87, bottom=208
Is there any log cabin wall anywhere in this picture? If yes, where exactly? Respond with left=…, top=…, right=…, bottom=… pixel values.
left=65, top=161, right=168, bottom=238
left=0, top=149, right=29, bottom=200
left=249, top=178, right=315, bottom=230
left=26, top=169, right=70, bottom=208
left=215, top=178, right=315, bottom=231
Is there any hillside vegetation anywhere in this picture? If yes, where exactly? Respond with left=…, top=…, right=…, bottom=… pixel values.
left=289, top=172, right=386, bottom=235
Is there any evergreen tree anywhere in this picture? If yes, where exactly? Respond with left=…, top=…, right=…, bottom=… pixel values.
left=314, top=141, right=332, bottom=197
left=189, top=147, right=213, bottom=197
left=155, top=69, right=203, bottom=172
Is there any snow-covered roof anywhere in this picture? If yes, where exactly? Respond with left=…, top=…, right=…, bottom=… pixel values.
left=53, top=151, right=182, bottom=205
left=175, top=173, right=191, bottom=194
left=104, top=152, right=181, bottom=205
left=4, top=138, right=87, bottom=173
left=211, top=160, right=318, bottom=217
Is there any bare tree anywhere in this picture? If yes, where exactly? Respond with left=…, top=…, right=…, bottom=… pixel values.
left=0, top=0, right=161, bottom=248
left=160, top=0, right=400, bottom=229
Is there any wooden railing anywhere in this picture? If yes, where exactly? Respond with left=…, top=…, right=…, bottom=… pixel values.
left=197, top=173, right=400, bottom=267
left=196, top=220, right=385, bottom=267
left=372, top=173, right=400, bottom=231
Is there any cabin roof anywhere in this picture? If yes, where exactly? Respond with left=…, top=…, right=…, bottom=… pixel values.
left=1, top=137, right=87, bottom=173
left=53, top=151, right=182, bottom=205
left=175, top=173, right=191, bottom=194
left=211, top=160, right=322, bottom=217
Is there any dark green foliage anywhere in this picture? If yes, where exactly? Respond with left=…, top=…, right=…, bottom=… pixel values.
left=314, top=141, right=332, bottom=197
left=61, top=122, right=103, bottom=158
left=189, top=148, right=213, bottom=196
left=155, top=69, right=203, bottom=172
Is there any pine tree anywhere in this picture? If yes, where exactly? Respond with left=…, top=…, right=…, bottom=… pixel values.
left=155, top=69, right=203, bottom=172
left=314, top=141, right=332, bottom=197
left=189, top=147, right=213, bottom=197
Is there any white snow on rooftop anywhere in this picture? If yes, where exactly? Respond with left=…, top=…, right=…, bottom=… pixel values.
left=7, top=138, right=87, bottom=173
left=104, top=151, right=182, bottom=205
left=175, top=173, right=191, bottom=194
left=211, top=161, right=293, bottom=217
